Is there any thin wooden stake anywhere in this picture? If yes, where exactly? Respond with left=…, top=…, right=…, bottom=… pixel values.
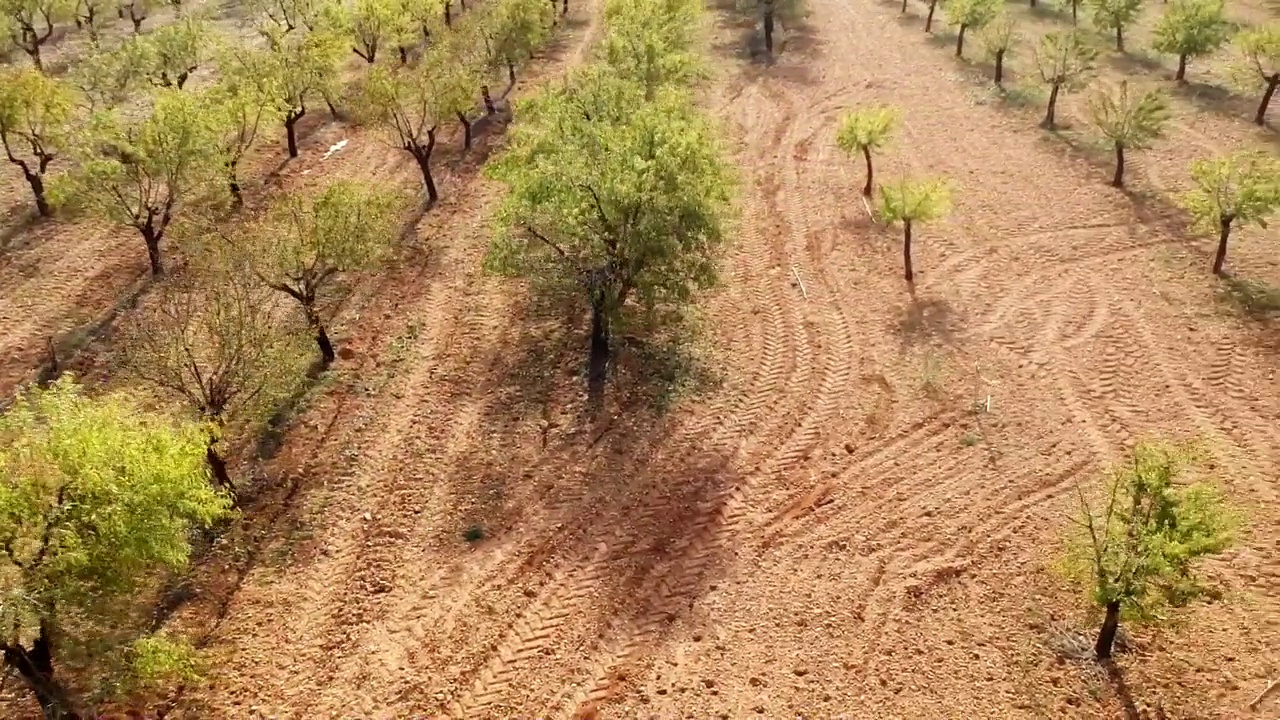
left=791, top=265, right=808, bottom=300
left=1249, top=678, right=1279, bottom=710
left=860, top=195, right=873, bottom=221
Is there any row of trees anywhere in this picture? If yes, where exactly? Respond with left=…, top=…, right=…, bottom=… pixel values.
left=917, top=0, right=1280, bottom=126
left=484, top=0, right=733, bottom=400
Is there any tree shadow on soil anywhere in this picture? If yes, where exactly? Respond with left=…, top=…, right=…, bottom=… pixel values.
left=1171, top=81, right=1279, bottom=137
left=897, top=292, right=962, bottom=346
left=708, top=0, right=823, bottom=85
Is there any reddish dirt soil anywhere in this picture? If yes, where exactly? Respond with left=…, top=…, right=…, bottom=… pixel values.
left=2, top=0, right=1279, bottom=715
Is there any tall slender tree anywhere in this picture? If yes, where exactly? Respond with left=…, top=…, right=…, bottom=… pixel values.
left=978, top=12, right=1018, bottom=87
left=1087, top=82, right=1169, bottom=187
left=877, top=176, right=950, bottom=283
left=1179, top=151, right=1280, bottom=276
left=1034, top=31, right=1097, bottom=129
left=834, top=105, right=897, bottom=198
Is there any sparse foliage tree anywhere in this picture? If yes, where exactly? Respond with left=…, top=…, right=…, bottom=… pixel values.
left=485, top=71, right=732, bottom=401
left=342, top=0, right=413, bottom=63
left=944, top=0, right=999, bottom=57
left=0, top=377, right=231, bottom=719
left=924, top=0, right=939, bottom=32
left=357, top=64, right=444, bottom=202
left=1151, top=0, right=1230, bottom=82
left=73, top=40, right=147, bottom=109
left=0, top=67, right=74, bottom=216
left=140, top=16, right=212, bottom=89
left=978, top=12, right=1018, bottom=86
left=1062, top=442, right=1235, bottom=661
left=751, top=0, right=802, bottom=56
left=487, top=0, right=554, bottom=88
left=1088, top=0, right=1143, bottom=51
left=1087, top=81, right=1169, bottom=187
left=250, top=0, right=325, bottom=41
left=209, top=54, right=283, bottom=202
left=74, top=0, right=110, bottom=43
left=1232, top=24, right=1280, bottom=125
left=1034, top=31, right=1097, bottom=129
left=1179, top=150, right=1280, bottom=275
left=1, top=0, right=71, bottom=70
left=65, top=89, right=227, bottom=275
left=241, top=181, right=401, bottom=367
left=120, top=0, right=156, bottom=33
left=834, top=105, right=897, bottom=198
left=126, top=272, right=305, bottom=488
left=428, top=53, right=480, bottom=149
left=877, top=176, right=950, bottom=283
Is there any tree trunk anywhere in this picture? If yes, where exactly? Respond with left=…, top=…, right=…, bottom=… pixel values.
left=763, top=7, right=774, bottom=54
left=587, top=294, right=609, bottom=406
left=901, top=0, right=907, bottom=13
left=507, top=60, right=517, bottom=90
left=23, top=169, right=51, bottom=217
left=412, top=130, right=439, bottom=203
left=205, top=441, right=232, bottom=489
left=308, top=309, right=335, bottom=368
left=1175, top=53, right=1187, bottom=82
left=3, top=624, right=81, bottom=720
left=562, top=0, right=568, bottom=14
left=399, top=45, right=408, bottom=64
left=1029, top=0, right=1036, bottom=7
left=903, top=220, right=914, bottom=283
left=1042, top=83, right=1060, bottom=128
left=481, top=85, right=496, bottom=114
left=444, top=1, right=451, bottom=26
left=1095, top=600, right=1121, bottom=660
left=457, top=112, right=472, bottom=150
left=925, top=0, right=937, bottom=31
left=956, top=25, right=966, bottom=56
left=1213, top=215, right=1233, bottom=276
left=227, top=159, right=242, bottom=204
left=994, top=48, right=1005, bottom=85
left=1255, top=73, right=1278, bottom=126
left=1071, top=0, right=1077, bottom=23
left=861, top=145, right=873, bottom=197
left=141, top=224, right=162, bottom=276
left=285, top=108, right=303, bottom=157
left=1111, top=143, right=1124, bottom=187
left=27, top=44, right=43, bottom=72
left=1115, top=25, right=1124, bottom=52
left=131, top=12, right=143, bottom=32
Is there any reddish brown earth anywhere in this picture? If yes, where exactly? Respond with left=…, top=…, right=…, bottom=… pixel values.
left=1, top=0, right=1279, bottom=715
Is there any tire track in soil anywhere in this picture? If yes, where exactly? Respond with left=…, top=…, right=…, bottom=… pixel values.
left=544, top=73, right=868, bottom=717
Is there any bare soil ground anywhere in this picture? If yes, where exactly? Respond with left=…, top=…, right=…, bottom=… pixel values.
left=2, top=0, right=1280, bottom=714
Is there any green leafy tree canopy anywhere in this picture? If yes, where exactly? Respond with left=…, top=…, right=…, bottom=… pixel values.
left=877, top=176, right=950, bottom=282
left=1179, top=150, right=1280, bottom=275
left=1232, top=23, right=1280, bottom=125
left=835, top=105, right=897, bottom=197
left=1087, top=81, right=1169, bottom=187
left=1088, top=0, right=1144, bottom=51
left=1034, top=31, right=1098, bottom=128
left=1151, top=0, right=1231, bottom=82
left=943, top=0, right=1000, bottom=58
left=0, top=66, right=74, bottom=216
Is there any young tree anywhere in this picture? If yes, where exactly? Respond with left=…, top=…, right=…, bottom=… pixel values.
left=753, top=0, right=802, bottom=56
left=978, top=12, right=1018, bottom=86
left=66, top=89, right=227, bottom=275
left=485, top=72, right=732, bottom=400
left=834, top=105, right=897, bottom=198
left=0, top=377, right=231, bottom=719
left=125, top=272, right=304, bottom=488
left=356, top=64, right=444, bottom=202
left=601, top=0, right=701, bottom=97
left=1087, top=82, right=1169, bottom=188
left=208, top=55, right=283, bottom=202
left=487, top=0, right=554, bottom=88
left=1088, top=0, right=1143, bottom=52
left=0, top=67, right=74, bottom=217
left=877, top=177, right=950, bottom=283
left=944, top=0, right=1000, bottom=57
left=430, top=55, right=480, bottom=150
left=1063, top=442, right=1235, bottom=661
left=265, top=30, right=342, bottom=157
left=244, top=181, right=401, bottom=367
left=1232, top=24, right=1280, bottom=126
left=924, top=0, right=939, bottom=33
left=120, top=0, right=155, bottom=33
left=1, top=0, right=71, bottom=70
left=1034, top=31, right=1097, bottom=129
left=1179, top=151, right=1280, bottom=276
left=1151, top=0, right=1230, bottom=83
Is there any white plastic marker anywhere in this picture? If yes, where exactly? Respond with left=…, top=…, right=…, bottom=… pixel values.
left=322, top=138, right=349, bottom=160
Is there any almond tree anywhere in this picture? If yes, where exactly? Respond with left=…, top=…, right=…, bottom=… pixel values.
left=1062, top=442, right=1234, bottom=661
left=1233, top=24, right=1280, bottom=125
left=356, top=64, right=445, bottom=202
left=978, top=12, right=1018, bottom=86
left=487, top=0, right=553, bottom=88
left=877, top=176, right=950, bottom=283
left=1088, top=0, right=1143, bottom=52
left=1034, top=31, right=1097, bottom=129
left=72, top=39, right=147, bottom=109
left=429, top=54, right=479, bottom=149
left=485, top=71, right=732, bottom=402
left=835, top=105, right=897, bottom=198
left=74, top=0, right=110, bottom=43
left=250, top=0, right=325, bottom=41
left=244, top=181, right=402, bottom=367
left=141, top=16, right=212, bottom=89
left=751, top=0, right=803, bottom=56
left=120, top=0, right=156, bottom=33
left=66, top=89, right=227, bottom=275
left=125, top=271, right=305, bottom=488
left=265, top=29, right=342, bottom=157
left=924, top=0, right=939, bottom=32
left=0, top=377, right=230, bottom=720
left=343, top=0, right=413, bottom=63
left=602, top=0, right=702, bottom=97
left=0, top=67, right=73, bottom=216
left=1151, top=0, right=1230, bottom=83
left=1179, top=150, right=1280, bottom=275
left=944, top=0, right=999, bottom=57
left=209, top=50, right=284, bottom=202
left=1, top=0, right=71, bottom=70
left=1087, top=82, right=1169, bottom=187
